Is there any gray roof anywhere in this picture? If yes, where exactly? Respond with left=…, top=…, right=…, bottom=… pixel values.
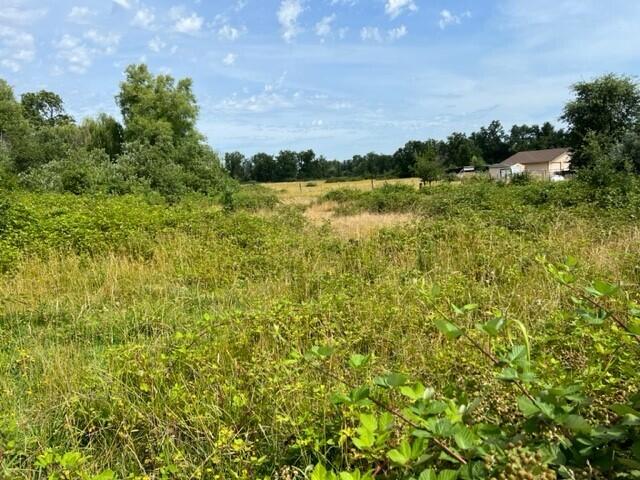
left=493, top=148, right=570, bottom=167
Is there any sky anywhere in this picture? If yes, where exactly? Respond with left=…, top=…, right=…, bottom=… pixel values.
left=1, top=0, right=639, bottom=159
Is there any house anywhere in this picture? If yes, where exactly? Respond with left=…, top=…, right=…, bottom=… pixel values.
left=488, top=148, right=572, bottom=180
left=457, top=166, right=476, bottom=178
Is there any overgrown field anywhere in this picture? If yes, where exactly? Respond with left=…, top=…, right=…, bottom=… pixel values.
left=1, top=179, right=639, bottom=479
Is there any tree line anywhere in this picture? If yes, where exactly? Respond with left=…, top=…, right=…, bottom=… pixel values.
left=225, top=74, right=640, bottom=184
left=0, top=64, right=228, bottom=198
left=224, top=121, right=569, bottom=182
left=1, top=68, right=639, bottom=195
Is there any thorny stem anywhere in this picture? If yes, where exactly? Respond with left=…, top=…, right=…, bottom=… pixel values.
left=564, top=282, right=640, bottom=344
left=307, top=360, right=469, bottom=466
left=428, top=303, right=540, bottom=405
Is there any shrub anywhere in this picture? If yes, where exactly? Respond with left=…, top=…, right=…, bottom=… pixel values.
left=228, top=184, right=280, bottom=211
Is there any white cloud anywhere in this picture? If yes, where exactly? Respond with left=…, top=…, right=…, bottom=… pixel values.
left=438, top=10, right=471, bottom=29
left=361, top=25, right=406, bottom=42
left=112, top=0, right=131, bottom=9
left=1, top=59, right=20, bottom=72
left=218, top=24, right=245, bottom=41
left=387, top=24, right=407, bottom=40
left=54, top=34, right=92, bottom=73
left=84, top=29, right=120, bottom=54
left=384, top=0, right=417, bottom=19
left=0, top=5, right=47, bottom=25
left=315, top=14, right=336, bottom=39
left=223, top=53, right=237, bottom=65
left=132, top=8, right=155, bottom=28
left=169, top=7, right=203, bottom=34
left=360, top=26, right=382, bottom=42
left=148, top=36, right=165, bottom=53
left=68, top=6, right=95, bottom=24
left=0, top=25, right=35, bottom=72
left=278, top=0, right=304, bottom=42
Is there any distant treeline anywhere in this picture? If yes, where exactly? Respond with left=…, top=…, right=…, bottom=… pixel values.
left=1, top=67, right=638, bottom=195
left=224, top=121, right=569, bottom=182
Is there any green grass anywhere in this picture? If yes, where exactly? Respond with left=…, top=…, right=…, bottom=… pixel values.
left=0, top=181, right=639, bottom=478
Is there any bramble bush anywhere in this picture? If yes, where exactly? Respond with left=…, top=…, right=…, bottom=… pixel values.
left=300, top=257, right=640, bottom=479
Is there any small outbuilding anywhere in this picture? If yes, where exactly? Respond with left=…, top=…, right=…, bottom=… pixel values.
left=489, top=148, right=571, bottom=180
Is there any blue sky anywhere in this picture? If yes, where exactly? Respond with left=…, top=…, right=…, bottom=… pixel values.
left=1, top=0, right=639, bottom=159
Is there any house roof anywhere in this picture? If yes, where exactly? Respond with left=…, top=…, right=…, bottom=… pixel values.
left=495, top=148, right=570, bottom=167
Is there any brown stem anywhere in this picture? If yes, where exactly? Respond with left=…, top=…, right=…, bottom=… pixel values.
left=565, top=283, right=640, bottom=343
left=308, top=361, right=468, bottom=465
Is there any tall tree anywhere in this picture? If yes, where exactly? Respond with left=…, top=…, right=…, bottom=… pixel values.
left=562, top=74, right=640, bottom=169
left=224, top=151, right=246, bottom=180
left=116, top=64, right=200, bottom=146
left=445, top=132, right=483, bottom=168
left=0, top=80, right=35, bottom=172
left=414, top=144, right=444, bottom=185
left=80, top=114, right=124, bottom=160
left=470, top=120, right=509, bottom=164
left=275, top=150, right=298, bottom=180
left=251, top=153, right=277, bottom=182
left=21, top=90, right=74, bottom=127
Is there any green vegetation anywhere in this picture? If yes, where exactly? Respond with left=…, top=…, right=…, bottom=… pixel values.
left=1, top=177, right=640, bottom=479
left=1, top=72, right=640, bottom=478
left=0, top=65, right=231, bottom=200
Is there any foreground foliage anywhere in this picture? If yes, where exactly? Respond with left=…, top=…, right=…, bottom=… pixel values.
left=0, top=180, right=639, bottom=478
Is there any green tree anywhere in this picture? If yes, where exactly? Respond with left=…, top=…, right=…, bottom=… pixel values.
left=414, top=147, right=444, bottom=185
left=445, top=132, right=483, bottom=168
left=21, top=90, right=74, bottom=127
left=80, top=114, right=124, bottom=160
left=0, top=80, right=43, bottom=173
left=251, top=153, right=277, bottom=182
left=275, top=150, right=298, bottom=181
left=470, top=120, right=509, bottom=164
left=224, top=151, right=246, bottom=180
left=116, top=64, right=199, bottom=145
left=562, top=74, right=640, bottom=169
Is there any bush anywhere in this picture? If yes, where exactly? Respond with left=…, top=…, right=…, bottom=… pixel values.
left=227, top=184, right=280, bottom=211
left=510, top=171, right=532, bottom=185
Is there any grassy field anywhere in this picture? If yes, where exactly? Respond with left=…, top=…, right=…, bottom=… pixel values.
left=263, top=178, right=422, bottom=205
left=0, top=180, right=639, bottom=479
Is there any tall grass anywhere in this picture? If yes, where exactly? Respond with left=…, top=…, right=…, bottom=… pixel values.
left=0, top=181, right=638, bottom=478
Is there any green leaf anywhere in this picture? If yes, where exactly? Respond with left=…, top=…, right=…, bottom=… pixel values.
left=387, top=440, right=412, bottom=466
left=311, top=464, right=337, bottom=480
left=350, top=386, right=370, bottom=403
left=517, top=396, right=539, bottom=417
left=610, top=404, right=640, bottom=418
left=374, top=372, right=408, bottom=388
left=585, top=280, right=618, bottom=297
left=452, top=425, right=478, bottom=450
left=59, top=451, right=84, bottom=470
left=480, top=315, right=505, bottom=337
left=349, top=354, right=370, bottom=369
left=359, top=413, right=378, bottom=433
left=92, top=471, right=116, bottom=480
left=419, top=469, right=437, bottom=480
left=560, top=414, right=591, bottom=435
left=433, top=319, right=463, bottom=340
left=400, top=382, right=426, bottom=401
left=497, top=367, right=518, bottom=382
left=437, top=470, right=460, bottom=480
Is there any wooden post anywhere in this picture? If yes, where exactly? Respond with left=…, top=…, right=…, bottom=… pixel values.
left=371, top=178, right=374, bottom=190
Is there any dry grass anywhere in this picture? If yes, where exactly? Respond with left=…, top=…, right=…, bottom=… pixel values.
left=263, top=178, right=421, bottom=206
left=263, top=178, right=420, bottom=238
left=303, top=201, right=415, bottom=239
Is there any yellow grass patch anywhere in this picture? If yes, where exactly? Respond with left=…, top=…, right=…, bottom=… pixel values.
left=304, top=200, right=415, bottom=239
left=263, top=178, right=421, bottom=205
